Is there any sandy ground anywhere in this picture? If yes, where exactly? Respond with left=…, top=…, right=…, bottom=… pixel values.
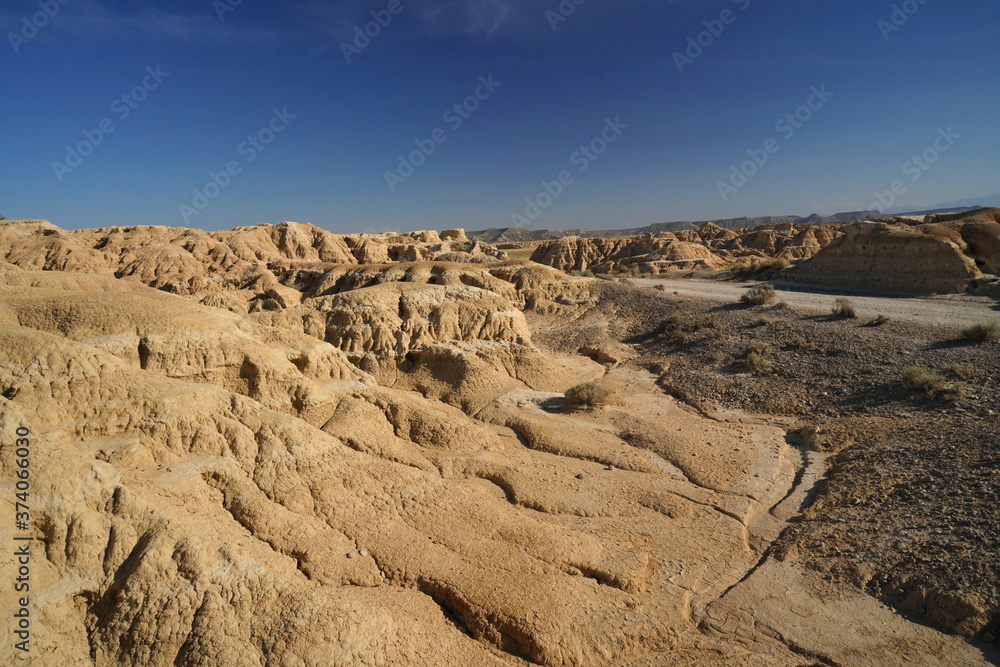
left=632, top=277, right=1000, bottom=329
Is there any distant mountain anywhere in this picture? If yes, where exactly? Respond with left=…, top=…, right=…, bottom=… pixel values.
left=890, top=192, right=1000, bottom=215
left=469, top=227, right=582, bottom=243
left=897, top=206, right=980, bottom=216
left=468, top=210, right=881, bottom=243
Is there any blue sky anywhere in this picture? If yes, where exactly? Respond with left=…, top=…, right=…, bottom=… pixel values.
left=2, top=0, right=998, bottom=232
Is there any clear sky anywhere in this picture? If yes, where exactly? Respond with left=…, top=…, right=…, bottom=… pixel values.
left=2, top=0, right=998, bottom=232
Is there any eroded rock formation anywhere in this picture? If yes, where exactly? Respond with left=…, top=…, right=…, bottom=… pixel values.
left=529, top=223, right=845, bottom=275
left=0, top=219, right=991, bottom=666
left=528, top=213, right=1000, bottom=295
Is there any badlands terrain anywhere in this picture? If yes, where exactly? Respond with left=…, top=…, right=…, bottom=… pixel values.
left=1, top=216, right=998, bottom=666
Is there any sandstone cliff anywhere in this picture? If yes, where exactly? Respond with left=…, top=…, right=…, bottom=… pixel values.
left=528, top=223, right=846, bottom=276
left=787, top=222, right=985, bottom=293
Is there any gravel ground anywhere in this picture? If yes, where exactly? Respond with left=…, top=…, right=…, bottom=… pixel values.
left=631, top=277, right=1000, bottom=331
left=531, top=278, right=1000, bottom=648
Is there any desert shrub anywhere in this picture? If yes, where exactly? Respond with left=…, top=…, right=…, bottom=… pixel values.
left=831, top=298, right=857, bottom=319
left=655, top=284, right=667, bottom=292
left=868, top=314, right=891, bottom=327
left=752, top=316, right=772, bottom=327
left=951, top=363, right=975, bottom=381
left=655, top=313, right=718, bottom=337
left=743, top=350, right=769, bottom=373
left=739, top=341, right=770, bottom=373
left=902, top=366, right=949, bottom=399
left=740, top=284, right=775, bottom=307
left=961, top=321, right=999, bottom=343
left=564, top=382, right=613, bottom=409
left=940, top=383, right=967, bottom=403
left=789, top=336, right=809, bottom=349
left=733, top=258, right=790, bottom=280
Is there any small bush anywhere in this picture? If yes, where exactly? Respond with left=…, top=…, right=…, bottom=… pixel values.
left=902, top=366, right=947, bottom=399
left=564, top=382, right=614, bottom=409
left=940, top=383, right=967, bottom=403
left=739, top=341, right=770, bottom=373
left=789, top=336, right=809, bottom=349
left=951, top=364, right=975, bottom=381
left=733, top=258, right=790, bottom=280
left=868, top=314, right=891, bottom=327
left=655, top=284, right=667, bottom=292
left=655, top=313, right=718, bottom=337
left=743, top=352, right=768, bottom=373
left=960, top=321, right=999, bottom=343
left=832, top=298, right=857, bottom=319
left=741, top=284, right=776, bottom=307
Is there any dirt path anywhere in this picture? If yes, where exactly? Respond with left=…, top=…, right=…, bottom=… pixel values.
left=631, top=277, right=1000, bottom=330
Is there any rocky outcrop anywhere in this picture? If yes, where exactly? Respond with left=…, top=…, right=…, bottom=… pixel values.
left=0, top=219, right=508, bottom=299
left=787, top=222, right=984, bottom=293
left=529, top=234, right=671, bottom=273
left=529, top=223, right=844, bottom=275
left=0, top=217, right=991, bottom=666
left=0, top=237, right=783, bottom=666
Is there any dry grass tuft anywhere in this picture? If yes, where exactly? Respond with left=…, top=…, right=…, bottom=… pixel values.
left=740, top=341, right=770, bottom=373
left=831, top=298, right=857, bottom=319
left=564, top=382, right=614, bottom=409
left=961, top=321, right=999, bottom=343
left=902, top=366, right=964, bottom=402
left=789, top=336, right=810, bottom=349
left=733, top=258, right=790, bottom=280
left=951, top=364, right=975, bottom=381
left=740, top=284, right=776, bottom=307
left=868, top=314, right=891, bottom=327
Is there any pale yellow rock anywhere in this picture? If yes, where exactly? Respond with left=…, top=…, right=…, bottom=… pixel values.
left=0, top=220, right=991, bottom=667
